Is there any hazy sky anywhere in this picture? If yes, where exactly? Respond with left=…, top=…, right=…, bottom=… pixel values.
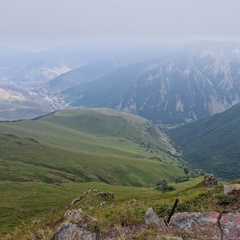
left=0, top=0, right=240, bottom=49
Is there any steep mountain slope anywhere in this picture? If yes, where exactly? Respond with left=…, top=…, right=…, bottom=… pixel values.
left=1, top=48, right=88, bottom=87
left=46, top=59, right=122, bottom=91
left=0, top=85, right=53, bottom=120
left=0, top=108, right=185, bottom=186
left=63, top=42, right=240, bottom=123
left=0, top=45, right=168, bottom=121
left=168, top=103, right=240, bottom=180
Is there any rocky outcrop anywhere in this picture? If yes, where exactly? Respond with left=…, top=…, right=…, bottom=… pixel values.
left=220, top=213, right=240, bottom=240
left=170, top=212, right=221, bottom=239
left=71, top=197, right=81, bottom=205
left=70, top=189, right=114, bottom=206
left=64, top=209, right=84, bottom=223
left=145, top=207, right=171, bottom=233
left=169, top=211, right=240, bottom=239
left=54, top=221, right=97, bottom=240
left=64, top=209, right=98, bottom=228
left=224, top=184, right=240, bottom=195
left=203, top=174, right=219, bottom=188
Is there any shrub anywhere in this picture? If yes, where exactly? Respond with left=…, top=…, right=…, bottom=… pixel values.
left=217, top=195, right=234, bottom=205
left=155, top=180, right=175, bottom=192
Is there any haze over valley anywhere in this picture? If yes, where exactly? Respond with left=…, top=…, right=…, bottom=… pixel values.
left=1, top=0, right=240, bottom=239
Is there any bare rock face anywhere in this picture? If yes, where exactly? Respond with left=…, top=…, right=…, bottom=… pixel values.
left=64, top=209, right=98, bottom=229
left=54, top=221, right=97, bottom=240
left=224, top=184, right=240, bottom=195
left=220, top=213, right=240, bottom=240
left=144, top=207, right=171, bottom=233
left=71, top=197, right=81, bottom=205
left=203, top=174, right=219, bottom=188
left=64, top=209, right=84, bottom=223
left=169, top=212, right=221, bottom=239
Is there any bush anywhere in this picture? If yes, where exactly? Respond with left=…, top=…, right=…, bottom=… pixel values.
left=217, top=195, right=234, bottom=205
left=155, top=180, right=175, bottom=192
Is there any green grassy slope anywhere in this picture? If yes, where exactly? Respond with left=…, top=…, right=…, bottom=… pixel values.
left=0, top=177, right=207, bottom=239
left=0, top=108, right=185, bottom=186
left=168, top=103, right=240, bottom=180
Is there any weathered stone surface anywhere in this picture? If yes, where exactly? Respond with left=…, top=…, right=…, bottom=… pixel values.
left=145, top=207, right=170, bottom=233
left=99, top=192, right=114, bottom=199
left=64, top=209, right=83, bottom=223
left=224, top=184, right=240, bottom=195
left=54, top=221, right=97, bottom=240
left=71, top=197, right=81, bottom=205
left=220, top=213, right=240, bottom=240
left=169, top=212, right=221, bottom=239
left=64, top=209, right=98, bottom=227
left=203, top=174, right=219, bottom=188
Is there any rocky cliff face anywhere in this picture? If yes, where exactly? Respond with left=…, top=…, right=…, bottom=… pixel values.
left=114, top=43, right=240, bottom=123
left=65, top=42, right=240, bottom=124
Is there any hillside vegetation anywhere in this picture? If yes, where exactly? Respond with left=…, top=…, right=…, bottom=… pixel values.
left=168, top=103, right=240, bottom=180
left=0, top=108, right=185, bottom=186
left=0, top=177, right=209, bottom=239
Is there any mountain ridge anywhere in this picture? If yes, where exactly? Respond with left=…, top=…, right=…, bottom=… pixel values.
left=60, top=42, right=240, bottom=123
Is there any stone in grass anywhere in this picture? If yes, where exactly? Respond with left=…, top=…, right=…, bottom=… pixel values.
left=169, top=212, right=221, bottom=239
left=64, top=208, right=98, bottom=228
left=54, top=221, right=97, bottom=240
left=144, top=207, right=171, bottom=233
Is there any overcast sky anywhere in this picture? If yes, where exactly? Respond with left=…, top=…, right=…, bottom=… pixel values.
left=0, top=0, right=240, bottom=50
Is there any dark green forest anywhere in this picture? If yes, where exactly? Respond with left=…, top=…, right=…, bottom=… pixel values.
left=168, top=103, right=240, bottom=180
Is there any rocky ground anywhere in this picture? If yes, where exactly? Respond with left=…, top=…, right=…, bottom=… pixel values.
left=54, top=182, right=240, bottom=240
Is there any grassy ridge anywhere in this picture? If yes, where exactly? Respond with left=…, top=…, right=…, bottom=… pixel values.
left=0, top=108, right=185, bottom=185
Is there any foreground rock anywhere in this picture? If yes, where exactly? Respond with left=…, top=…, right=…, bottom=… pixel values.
left=220, top=213, right=240, bottom=240
left=170, top=212, right=221, bottom=239
left=224, top=184, right=240, bottom=195
left=170, top=211, right=240, bottom=239
left=54, top=221, right=97, bottom=240
left=145, top=207, right=171, bottom=234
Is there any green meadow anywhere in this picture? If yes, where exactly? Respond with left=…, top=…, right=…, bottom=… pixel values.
left=0, top=108, right=185, bottom=185
left=0, top=108, right=205, bottom=239
left=0, top=177, right=213, bottom=239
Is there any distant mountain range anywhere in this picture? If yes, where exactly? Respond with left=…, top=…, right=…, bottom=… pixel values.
left=168, top=103, right=240, bottom=180
left=1, top=42, right=240, bottom=123
left=0, top=44, right=163, bottom=120
left=58, top=42, right=240, bottom=123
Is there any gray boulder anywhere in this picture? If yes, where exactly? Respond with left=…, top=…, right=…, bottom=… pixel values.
left=169, top=212, right=221, bottom=239
left=54, top=221, right=97, bottom=240
left=144, top=207, right=170, bottom=233
left=64, top=209, right=98, bottom=228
